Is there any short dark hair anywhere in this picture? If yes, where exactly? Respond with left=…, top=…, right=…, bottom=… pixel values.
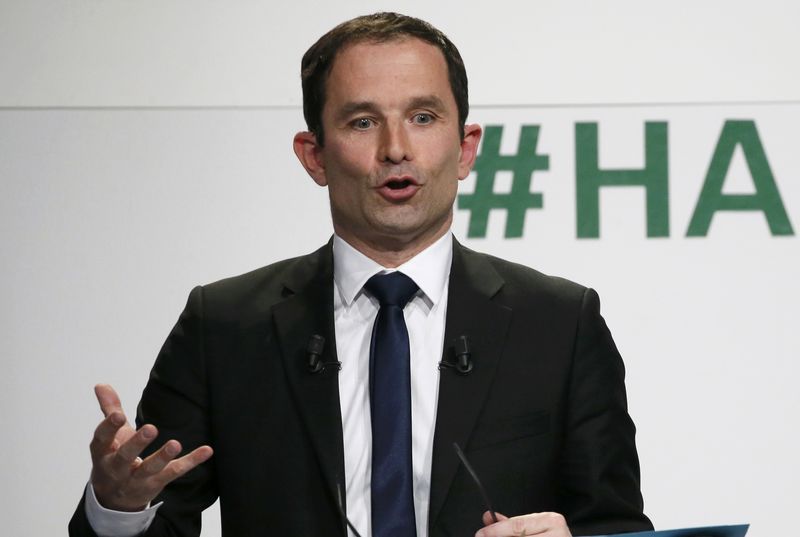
left=300, top=12, right=469, bottom=146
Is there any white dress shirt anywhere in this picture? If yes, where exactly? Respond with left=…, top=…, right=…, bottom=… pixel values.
left=333, top=232, right=451, bottom=537
left=85, top=231, right=452, bottom=537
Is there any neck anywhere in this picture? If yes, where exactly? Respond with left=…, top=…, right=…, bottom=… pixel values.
left=335, top=221, right=451, bottom=268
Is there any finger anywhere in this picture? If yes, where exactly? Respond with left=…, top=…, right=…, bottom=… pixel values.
left=476, top=512, right=568, bottom=537
left=143, top=445, right=214, bottom=487
left=161, top=445, right=214, bottom=483
left=482, top=511, right=508, bottom=526
left=135, top=439, right=182, bottom=475
left=111, top=424, right=159, bottom=468
left=94, top=383, right=124, bottom=417
left=90, top=411, right=127, bottom=455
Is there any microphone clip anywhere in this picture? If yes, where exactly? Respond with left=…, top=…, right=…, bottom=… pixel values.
left=438, top=335, right=473, bottom=375
left=306, top=334, right=341, bottom=374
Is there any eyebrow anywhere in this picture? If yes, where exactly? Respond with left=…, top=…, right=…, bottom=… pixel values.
left=407, top=95, right=447, bottom=112
left=336, top=101, right=380, bottom=121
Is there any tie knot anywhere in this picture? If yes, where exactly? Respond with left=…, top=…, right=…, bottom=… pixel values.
left=365, top=272, right=419, bottom=308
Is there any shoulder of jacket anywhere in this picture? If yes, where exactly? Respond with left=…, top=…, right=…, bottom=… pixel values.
left=192, top=243, right=330, bottom=312
left=458, top=244, right=590, bottom=303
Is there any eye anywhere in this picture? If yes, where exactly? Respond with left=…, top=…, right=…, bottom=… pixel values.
left=351, top=117, right=374, bottom=130
left=412, top=113, right=434, bottom=125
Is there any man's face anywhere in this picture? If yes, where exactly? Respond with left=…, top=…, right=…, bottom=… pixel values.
left=294, top=37, right=481, bottom=257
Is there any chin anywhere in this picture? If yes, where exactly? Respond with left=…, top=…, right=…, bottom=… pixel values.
left=376, top=219, right=448, bottom=244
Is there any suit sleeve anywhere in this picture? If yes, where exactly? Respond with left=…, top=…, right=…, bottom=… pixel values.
left=559, top=288, right=653, bottom=536
left=69, top=286, right=218, bottom=537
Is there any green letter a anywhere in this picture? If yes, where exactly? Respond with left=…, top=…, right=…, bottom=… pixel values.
left=687, top=120, right=794, bottom=236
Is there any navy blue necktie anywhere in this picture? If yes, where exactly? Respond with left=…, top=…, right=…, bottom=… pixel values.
left=365, top=272, right=419, bottom=537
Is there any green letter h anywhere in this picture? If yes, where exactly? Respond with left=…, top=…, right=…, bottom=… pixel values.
left=575, top=122, right=669, bottom=238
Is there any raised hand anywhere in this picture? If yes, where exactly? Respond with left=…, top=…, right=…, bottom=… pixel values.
left=89, top=384, right=213, bottom=511
left=476, top=511, right=572, bottom=537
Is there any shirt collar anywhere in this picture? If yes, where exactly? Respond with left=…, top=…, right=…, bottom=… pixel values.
left=332, top=231, right=453, bottom=307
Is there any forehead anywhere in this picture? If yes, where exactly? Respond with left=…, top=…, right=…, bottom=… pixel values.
left=332, top=36, right=447, bottom=68
left=324, top=37, right=452, bottom=104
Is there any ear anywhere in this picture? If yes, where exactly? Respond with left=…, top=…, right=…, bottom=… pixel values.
left=293, top=131, right=327, bottom=186
left=457, top=123, right=482, bottom=180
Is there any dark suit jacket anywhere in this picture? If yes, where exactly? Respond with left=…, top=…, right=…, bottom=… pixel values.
left=70, top=239, right=652, bottom=536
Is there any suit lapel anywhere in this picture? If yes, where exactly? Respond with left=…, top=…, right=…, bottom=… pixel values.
left=271, top=241, right=348, bottom=526
left=428, top=241, right=512, bottom=530
left=268, top=239, right=512, bottom=532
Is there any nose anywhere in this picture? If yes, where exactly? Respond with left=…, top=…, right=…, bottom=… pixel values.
left=379, top=121, right=413, bottom=164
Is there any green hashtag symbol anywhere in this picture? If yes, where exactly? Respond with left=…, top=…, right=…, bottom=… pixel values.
left=458, top=125, right=549, bottom=238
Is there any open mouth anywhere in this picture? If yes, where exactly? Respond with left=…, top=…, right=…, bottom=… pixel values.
left=377, top=177, right=420, bottom=202
left=386, top=178, right=414, bottom=190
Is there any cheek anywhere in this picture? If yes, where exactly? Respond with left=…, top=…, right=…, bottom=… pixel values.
left=324, top=137, right=373, bottom=176
left=427, top=142, right=464, bottom=185
left=433, top=178, right=459, bottom=207
left=324, top=162, right=367, bottom=206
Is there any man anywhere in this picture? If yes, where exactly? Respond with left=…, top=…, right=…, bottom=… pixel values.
left=70, top=12, right=652, bottom=537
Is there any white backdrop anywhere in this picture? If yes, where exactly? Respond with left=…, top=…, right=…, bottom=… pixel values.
left=1, top=2, right=798, bottom=536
